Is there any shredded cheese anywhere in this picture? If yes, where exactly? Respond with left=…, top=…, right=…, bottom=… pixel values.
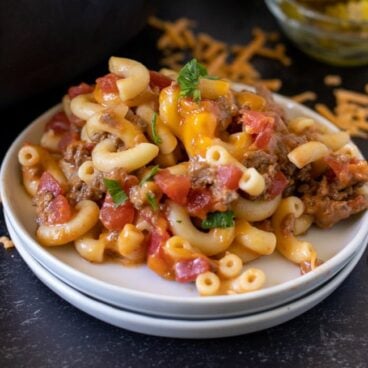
left=324, top=75, right=342, bottom=87
left=315, top=87, right=368, bottom=138
left=0, top=236, right=14, bottom=249
left=148, top=16, right=291, bottom=91
left=292, top=91, right=318, bottom=104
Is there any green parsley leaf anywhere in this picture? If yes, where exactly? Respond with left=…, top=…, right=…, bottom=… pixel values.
left=146, top=193, right=159, bottom=211
left=201, top=211, right=235, bottom=229
left=151, top=112, right=162, bottom=145
left=140, top=165, right=160, bottom=186
left=177, top=59, right=208, bottom=102
left=103, top=178, right=128, bottom=206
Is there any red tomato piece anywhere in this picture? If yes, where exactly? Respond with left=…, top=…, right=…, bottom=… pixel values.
left=68, top=82, right=94, bottom=99
left=217, top=165, right=243, bottom=190
left=147, top=229, right=170, bottom=257
left=149, top=71, right=172, bottom=90
left=154, top=170, right=191, bottom=206
left=186, top=188, right=213, bottom=219
left=174, top=257, right=211, bottom=283
left=38, top=172, right=64, bottom=196
left=253, top=126, right=273, bottom=149
left=45, top=112, right=70, bottom=133
left=268, top=171, right=288, bottom=198
left=325, top=156, right=351, bottom=185
left=147, top=229, right=172, bottom=279
left=95, top=73, right=119, bottom=94
left=99, top=195, right=135, bottom=231
left=58, top=131, right=79, bottom=152
left=69, top=113, right=85, bottom=128
left=46, top=195, right=72, bottom=225
left=240, top=110, right=274, bottom=134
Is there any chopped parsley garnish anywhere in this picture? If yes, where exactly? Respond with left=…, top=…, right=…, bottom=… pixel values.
left=201, top=211, right=235, bottom=229
left=177, top=58, right=208, bottom=102
left=103, top=178, right=128, bottom=206
left=146, top=193, right=159, bottom=211
left=151, top=112, right=162, bottom=145
left=140, top=165, right=160, bottom=186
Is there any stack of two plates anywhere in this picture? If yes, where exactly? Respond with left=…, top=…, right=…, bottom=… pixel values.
left=2, top=96, right=368, bottom=339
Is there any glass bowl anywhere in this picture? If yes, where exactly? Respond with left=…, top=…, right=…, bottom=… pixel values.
left=265, top=0, right=368, bottom=66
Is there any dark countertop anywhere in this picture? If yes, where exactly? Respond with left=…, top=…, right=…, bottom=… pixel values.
left=1, top=1, right=368, bottom=367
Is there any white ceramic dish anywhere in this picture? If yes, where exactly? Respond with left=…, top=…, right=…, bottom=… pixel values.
left=2, top=86, right=368, bottom=319
left=7, top=215, right=367, bottom=339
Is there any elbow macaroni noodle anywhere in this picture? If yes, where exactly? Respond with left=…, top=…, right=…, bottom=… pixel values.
left=17, top=57, right=368, bottom=296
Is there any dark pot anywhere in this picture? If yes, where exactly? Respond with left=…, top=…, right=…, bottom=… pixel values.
left=0, top=0, right=149, bottom=108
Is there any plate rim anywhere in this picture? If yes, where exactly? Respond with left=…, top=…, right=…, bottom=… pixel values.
left=8, top=214, right=367, bottom=338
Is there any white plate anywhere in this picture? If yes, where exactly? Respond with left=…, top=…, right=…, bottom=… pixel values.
left=2, top=87, right=368, bottom=319
left=7, top=215, right=367, bottom=339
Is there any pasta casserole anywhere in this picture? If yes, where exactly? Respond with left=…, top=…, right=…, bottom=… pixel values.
left=18, top=57, right=368, bottom=296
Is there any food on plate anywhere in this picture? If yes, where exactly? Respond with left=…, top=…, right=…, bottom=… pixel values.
left=17, top=57, right=368, bottom=296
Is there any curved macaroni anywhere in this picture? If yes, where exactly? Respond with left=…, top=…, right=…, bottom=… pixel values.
left=136, top=104, right=178, bottom=154
left=75, top=229, right=106, bottom=263
left=218, top=253, right=243, bottom=279
left=92, top=139, right=159, bottom=172
left=196, top=272, right=221, bottom=296
left=167, top=202, right=235, bottom=256
left=37, top=200, right=100, bottom=246
left=287, top=141, right=329, bottom=169
left=272, top=197, right=317, bottom=265
left=108, top=57, right=150, bottom=101
left=18, top=144, right=67, bottom=196
left=227, top=268, right=266, bottom=293
left=235, top=219, right=276, bottom=255
left=85, top=105, right=146, bottom=147
left=232, top=195, right=281, bottom=222
left=70, top=93, right=103, bottom=121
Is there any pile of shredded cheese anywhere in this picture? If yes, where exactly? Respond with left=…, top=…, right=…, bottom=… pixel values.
left=149, top=16, right=368, bottom=138
left=149, top=16, right=291, bottom=91
left=0, top=236, right=14, bottom=249
left=316, top=89, right=368, bottom=138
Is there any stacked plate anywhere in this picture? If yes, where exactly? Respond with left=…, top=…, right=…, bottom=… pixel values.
left=2, top=92, right=368, bottom=339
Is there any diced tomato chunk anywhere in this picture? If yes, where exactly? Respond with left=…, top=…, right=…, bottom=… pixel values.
left=69, top=113, right=85, bottom=128
left=95, top=73, right=119, bottom=94
left=99, top=195, right=135, bottom=231
left=46, top=195, right=72, bottom=225
left=149, top=71, right=172, bottom=90
left=217, top=165, right=243, bottom=190
left=68, top=82, right=94, bottom=99
left=174, top=257, right=211, bottom=283
left=58, top=131, right=79, bottom=152
left=253, top=127, right=273, bottom=149
left=154, top=170, right=191, bottom=205
left=147, top=228, right=170, bottom=257
left=45, top=112, right=70, bottom=133
left=147, top=228, right=172, bottom=278
left=240, top=110, right=275, bottom=149
left=187, top=188, right=213, bottom=219
left=240, top=110, right=274, bottom=134
left=268, top=171, right=288, bottom=198
left=38, top=172, right=64, bottom=196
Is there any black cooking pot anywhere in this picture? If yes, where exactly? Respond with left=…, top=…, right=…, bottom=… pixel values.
left=0, top=0, right=149, bottom=108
